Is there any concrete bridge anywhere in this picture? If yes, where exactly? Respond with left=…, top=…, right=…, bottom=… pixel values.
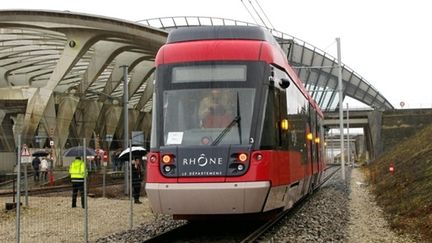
left=324, top=108, right=432, bottom=163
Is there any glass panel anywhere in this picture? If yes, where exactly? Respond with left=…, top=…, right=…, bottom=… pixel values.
left=261, top=87, right=279, bottom=148
left=163, top=88, right=255, bottom=146
left=172, top=65, right=247, bottom=83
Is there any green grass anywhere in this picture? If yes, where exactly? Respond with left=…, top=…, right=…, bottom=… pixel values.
left=366, top=124, right=432, bottom=241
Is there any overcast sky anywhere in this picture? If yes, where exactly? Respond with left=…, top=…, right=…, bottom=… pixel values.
left=2, top=0, right=431, bottom=109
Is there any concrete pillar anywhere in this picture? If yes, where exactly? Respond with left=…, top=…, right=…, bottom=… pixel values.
left=54, top=94, right=80, bottom=166
left=21, top=87, right=52, bottom=144
left=136, top=74, right=154, bottom=111
left=141, top=112, right=152, bottom=147
left=367, top=110, right=383, bottom=159
left=129, top=109, right=140, bottom=133
left=41, top=95, right=57, bottom=144
left=21, top=30, right=97, bottom=144
left=11, top=114, right=24, bottom=146
left=0, top=110, right=14, bottom=151
left=116, top=109, right=135, bottom=146
left=77, top=100, right=103, bottom=147
left=105, top=105, right=122, bottom=144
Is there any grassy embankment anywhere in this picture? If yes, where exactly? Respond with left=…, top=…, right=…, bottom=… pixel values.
left=366, top=124, right=432, bottom=240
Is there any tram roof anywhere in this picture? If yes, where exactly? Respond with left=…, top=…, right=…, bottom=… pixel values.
left=167, top=26, right=276, bottom=44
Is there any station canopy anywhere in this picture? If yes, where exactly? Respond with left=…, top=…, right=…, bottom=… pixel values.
left=0, top=11, right=393, bottom=152
left=139, top=16, right=393, bottom=111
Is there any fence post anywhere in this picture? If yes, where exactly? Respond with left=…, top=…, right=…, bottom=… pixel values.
left=24, top=165, right=28, bottom=207
left=102, top=164, right=106, bottom=198
left=16, top=135, right=21, bottom=243
left=129, top=139, right=133, bottom=229
left=84, top=138, right=89, bottom=243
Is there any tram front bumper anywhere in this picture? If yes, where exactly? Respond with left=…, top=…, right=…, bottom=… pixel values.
left=145, top=181, right=270, bottom=215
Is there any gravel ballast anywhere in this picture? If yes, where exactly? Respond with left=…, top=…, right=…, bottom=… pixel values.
left=0, top=196, right=154, bottom=242
left=0, top=168, right=420, bottom=242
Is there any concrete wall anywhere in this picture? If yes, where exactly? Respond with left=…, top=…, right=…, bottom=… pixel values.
left=368, top=110, right=383, bottom=158
left=0, top=152, right=16, bottom=172
left=381, top=108, right=432, bottom=152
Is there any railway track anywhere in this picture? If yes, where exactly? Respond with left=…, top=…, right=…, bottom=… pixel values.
left=142, top=165, right=341, bottom=242
left=241, top=165, right=341, bottom=242
left=0, top=181, right=124, bottom=197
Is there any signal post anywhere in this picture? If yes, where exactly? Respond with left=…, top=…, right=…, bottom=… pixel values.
left=20, top=144, right=31, bottom=207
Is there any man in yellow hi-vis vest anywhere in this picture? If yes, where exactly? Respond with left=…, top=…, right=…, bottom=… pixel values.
left=69, top=156, right=86, bottom=208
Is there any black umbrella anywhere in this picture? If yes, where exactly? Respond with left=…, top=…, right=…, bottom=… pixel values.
left=118, top=146, right=147, bottom=160
left=32, top=150, right=49, bottom=157
left=64, top=146, right=96, bottom=157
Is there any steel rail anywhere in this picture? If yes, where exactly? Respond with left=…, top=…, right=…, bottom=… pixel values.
left=142, top=166, right=341, bottom=243
left=0, top=181, right=124, bottom=197
left=241, top=165, right=341, bottom=242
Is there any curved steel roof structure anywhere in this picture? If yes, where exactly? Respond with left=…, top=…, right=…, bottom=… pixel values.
left=0, top=11, right=393, bottom=158
left=139, top=16, right=394, bottom=112
left=0, top=10, right=166, bottom=155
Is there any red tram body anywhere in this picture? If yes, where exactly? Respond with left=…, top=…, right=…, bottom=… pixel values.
left=146, top=26, right=325, bottom=219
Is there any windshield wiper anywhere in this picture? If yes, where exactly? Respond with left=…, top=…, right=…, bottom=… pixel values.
left=211, top=116, right=240, bottom=146
left=211, top=92, right=242, bottom=146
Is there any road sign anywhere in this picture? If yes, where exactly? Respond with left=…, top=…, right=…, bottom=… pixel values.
left=105, top=134, right=113, bottom=142
left=21, top=144, right=30, bottom=156
left=21, top=157, right=32, bottom=163
left=21, top=144, right=31, bottom=163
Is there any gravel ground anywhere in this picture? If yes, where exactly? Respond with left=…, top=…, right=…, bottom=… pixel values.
left=261, top=168, right=418, bottom=242
left=0, top=195, right=155, bottom=243
left=347, top=168, right=417, bottom=243
left=261, top=168, right=351, bottom=242
left=0, top=168, right=422, bottom=242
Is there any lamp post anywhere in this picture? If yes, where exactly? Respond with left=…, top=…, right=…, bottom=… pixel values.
left=336, top=37, right=345, bottom=180
left=346, top=103, right=350, bottom=167
left=121, top=65, right=129, bottom=194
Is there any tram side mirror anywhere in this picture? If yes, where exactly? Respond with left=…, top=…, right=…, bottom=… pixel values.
left=279, top=78, right=290, bottom=89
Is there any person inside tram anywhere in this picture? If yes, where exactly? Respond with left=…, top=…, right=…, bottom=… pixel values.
left=198, top=89, right=235, bottom=128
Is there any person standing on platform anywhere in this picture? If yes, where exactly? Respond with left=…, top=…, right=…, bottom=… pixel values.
left=69, top=156, right=87, bottom=208
left=40, top=157, right=49, bottom=181
left=32, top=156, right=41, bottom=181
left=132, top=157, right=143, bottom=204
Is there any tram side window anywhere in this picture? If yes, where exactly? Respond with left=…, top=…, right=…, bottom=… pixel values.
left=316, top=116, right=324, bottom=162
left=286, top=82, right=308, bottom=160
left=309, top=106, right=318, bottom=163
left=261, top=87, right=280, bottom=149
left=279, top=91, right=289, bottom=150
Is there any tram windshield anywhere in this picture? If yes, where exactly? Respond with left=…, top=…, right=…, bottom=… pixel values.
left=163, top=88, right=255, bottom=146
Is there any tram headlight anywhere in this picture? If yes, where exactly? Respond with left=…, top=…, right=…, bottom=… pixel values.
left=238, top=153, right=248, bottom=162
left=281, top=119, right=289, bottom=131
left=255, top=153, right=263, bottom=161
left=149, top=155, right=157, bottom=163
left=237, top=164, right=244, bottom=171
left=163, top=165, right=172, bottom=173
left=162, top=154, right=172, bottom=164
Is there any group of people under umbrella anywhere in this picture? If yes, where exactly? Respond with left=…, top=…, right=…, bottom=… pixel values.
left=31, top=150, right=52, bottom=182
left=63, top=145, right=147, bottom=207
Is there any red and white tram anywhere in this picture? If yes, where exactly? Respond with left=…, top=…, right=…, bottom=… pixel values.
left=146, top=26, right=325, bottom=219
